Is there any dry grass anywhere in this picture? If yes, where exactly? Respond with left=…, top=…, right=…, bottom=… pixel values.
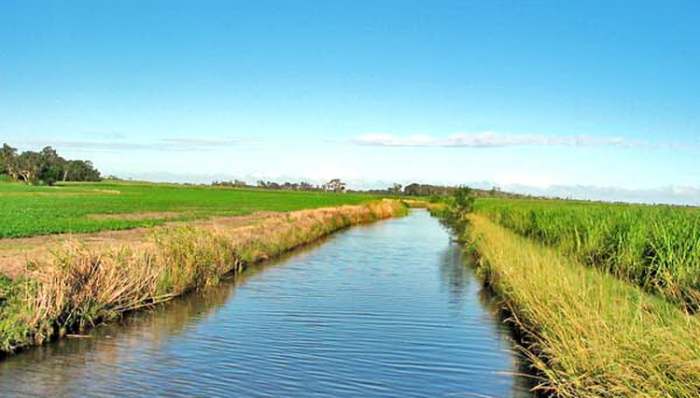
left=401, top=199, right=446, bottom=214
left=0, top=200, right=406, bottom=354
left=466, top=214, right=700, bottom=397
left=86, top=211, right=182, bottom=221
left=0, top=212, right=278, bottom=280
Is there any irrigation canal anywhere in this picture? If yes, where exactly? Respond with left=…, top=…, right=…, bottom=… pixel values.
left=1, top=210, right=533, bottom=397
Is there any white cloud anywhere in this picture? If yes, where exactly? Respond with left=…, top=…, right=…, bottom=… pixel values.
left=81, top=131, right=127, bottom=140
left=352, top=132, right=635, bottom=148
left=492, top=173, right=556, bottom=188
left=13, top=137, right=252, bottom=152
left=160, top=138, right=251, bottom=147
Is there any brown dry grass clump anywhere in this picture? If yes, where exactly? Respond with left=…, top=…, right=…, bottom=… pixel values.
left=0, top=200, right=406, bottom=353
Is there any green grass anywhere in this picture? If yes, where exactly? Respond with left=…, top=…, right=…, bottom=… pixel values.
left=0, top=275, right=34, bottom=352
left=474, top=198, right=700, bottom=310
left=463, top=214, right=700, bottom=397
left=0, top=181, right=375, bottom=238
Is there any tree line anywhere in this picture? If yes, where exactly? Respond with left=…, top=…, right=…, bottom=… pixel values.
left=213, top=178, right=348, bottom=193
left=212, top=178, right=531, bottom=198
left=0, top=143, right=101, bottom=185
left=364, top=183, right=524, bottom=198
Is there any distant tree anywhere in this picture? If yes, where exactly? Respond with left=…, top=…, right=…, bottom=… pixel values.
left=443, top=186, right=475, bottom=231
left=452, top=186, right=475, bottom=215
left=404, top=183, right=453, bottom=197
left=282, top=182, right=298, bottom=190
left=403, top=183, right=419, bottom=196
left=63, top=160, right=101, bottom=182
left=0, top=143, right=19, bottom=180
left=0, top=143, right=101, bottom=185
left=254, top=179, right=319, bottom=191
left=299, top=181, right=316, bottom=191
left=39, top=146, right=66, bottom=185
left=363, top=181, right=526, bottom=199
left=388, top=183, right=402, bottom=194
left=15, top=151, right=42, bottom=184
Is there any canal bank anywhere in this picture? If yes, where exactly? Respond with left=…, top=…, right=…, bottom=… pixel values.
left=0, top=210, right=534, bottom=397
left=0, top=200, right=406, bottom=355
left=456, top=213, right=700, bottom=397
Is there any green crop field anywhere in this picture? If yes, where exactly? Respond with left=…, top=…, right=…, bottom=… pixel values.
left=0, top=181, right=374, bottom=239
left=474, top=197, right=700, bottom=310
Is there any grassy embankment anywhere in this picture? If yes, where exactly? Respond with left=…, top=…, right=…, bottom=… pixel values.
left=439, top=198, right=700, bottom=396
left=476, top=198, right=700, bottom=311
left=0, top=181, right=406, bottom=354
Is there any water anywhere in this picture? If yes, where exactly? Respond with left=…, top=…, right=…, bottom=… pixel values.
left=0, top=210, right=534, bottom=397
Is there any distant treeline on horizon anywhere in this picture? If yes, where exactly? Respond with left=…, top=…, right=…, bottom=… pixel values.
left=212, top=179, right=527, bottom=199
left=0, top=143, right=101, bottom=185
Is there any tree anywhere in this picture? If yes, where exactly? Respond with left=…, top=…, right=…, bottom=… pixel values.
left=452, top=186, right=475, bottom=215
left=323, top=178, right=346, bottom=193
left=404, top=183, right=456, bottom=197
left=443, top=186, right=475, bottom=231
left=15, top=151, right=42, bottom=184
left=299, top=181, right=316, bottom=191
left=63, top=160, right=100, bottom=182
left=39, top=146, right=66, bottom=185
left=1, top=143, right=101, bottom=185
left=0, top=143, right=18, bottom=179
left=389, top=183, right=403, bottom=194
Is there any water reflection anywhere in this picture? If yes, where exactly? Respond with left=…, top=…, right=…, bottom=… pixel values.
left=438, top=242, right=472, bottom=307
left=1, top=210, right=535, bottom=397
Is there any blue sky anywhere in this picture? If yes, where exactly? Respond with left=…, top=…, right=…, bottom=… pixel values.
left=1, top=1, right=699, bottom=203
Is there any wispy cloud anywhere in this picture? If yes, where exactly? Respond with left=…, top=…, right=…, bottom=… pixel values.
left=81, top=131, right=127, bottom=140
left=160, top=137, right=251, bottom=147
left=15, top=137, right=253, bottom=152
left=352, top=132, right=638, bottom=148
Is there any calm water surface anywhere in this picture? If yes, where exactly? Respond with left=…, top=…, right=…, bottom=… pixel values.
left=1, top=210, right=534, bottom=397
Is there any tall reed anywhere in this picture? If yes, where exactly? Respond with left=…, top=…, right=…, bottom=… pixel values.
left=476, top=198, right=700, bottom=310
left=465, top=214, right=700, bottom=397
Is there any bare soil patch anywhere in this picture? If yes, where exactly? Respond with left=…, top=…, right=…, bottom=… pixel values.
left=86, top=211, right=182, bottom=221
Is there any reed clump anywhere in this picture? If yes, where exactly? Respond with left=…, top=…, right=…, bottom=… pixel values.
left=466, top=214, right=700, bottom=397
left=401, top=199, right=447, bottom=216
left=0, top=200, right=406, bottom=354
left=476, top=198, right=700, bottom=311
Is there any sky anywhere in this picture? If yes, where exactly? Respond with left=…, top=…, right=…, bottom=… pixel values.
left=1, top=1, right=699, bottom=204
